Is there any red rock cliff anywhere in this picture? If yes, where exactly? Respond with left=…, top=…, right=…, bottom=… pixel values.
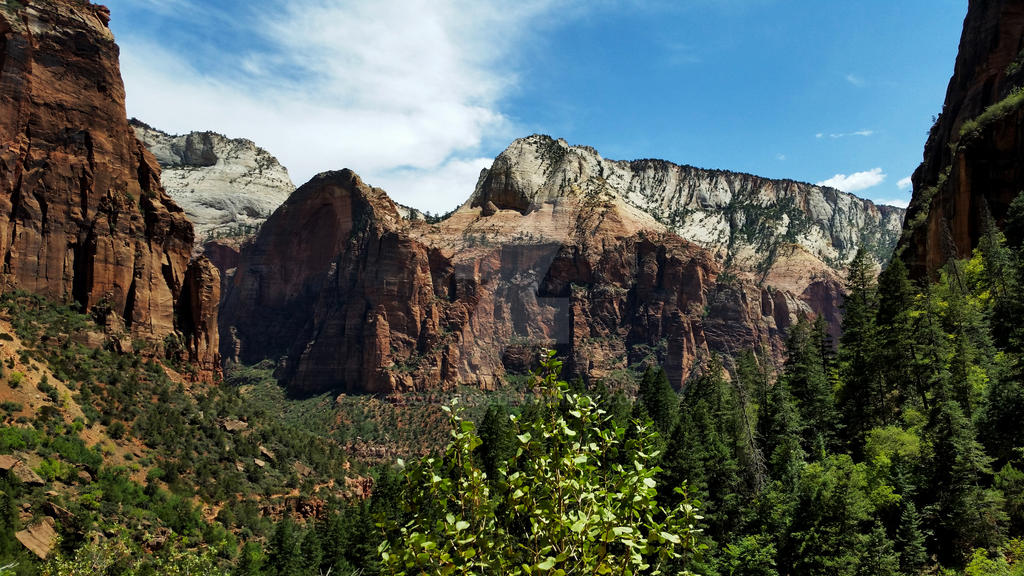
left=220, top=165, right=834, bottom=394
left=0, top=1, right=219, bottom=374
left=899, top=0, right=1024, bottom=277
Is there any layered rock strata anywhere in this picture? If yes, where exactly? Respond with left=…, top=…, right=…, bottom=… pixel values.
left=899, top=0, right=1024, bottom=277
left=0, top=0, right=218, bottom=374
left=131, top=120, right=295, bottom=240
left=222, top=137, right=903, bottom=394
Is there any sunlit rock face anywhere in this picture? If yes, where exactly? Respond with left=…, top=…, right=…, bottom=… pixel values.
left=131, top=120, right=295, bottom=240
left=0, top=0, right=219, bottom=376
left=898, top=0, right=1024, bottom=278
left=221, top=136, right=903, bottom=394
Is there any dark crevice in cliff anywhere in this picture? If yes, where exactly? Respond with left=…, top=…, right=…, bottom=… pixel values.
left=70, top=237, right=90, bottom=309
left=123, top=276, right=136, bottom=329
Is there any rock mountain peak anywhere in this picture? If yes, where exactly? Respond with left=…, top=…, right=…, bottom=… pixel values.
left=472, top=134, right=904, bottom=273
left=131, top=120, right=295, bottom=239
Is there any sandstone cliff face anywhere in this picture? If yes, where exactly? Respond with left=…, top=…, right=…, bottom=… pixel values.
left=899, top=0, right=1024, bottom=277
left=0, top=0, right=218, bottom=374
left=468, top=136, right=902, bottom=342
left=473, top=135, right=904, bottom=272
left=222, top=169, right=724, bottom=392
left=131, top=120, right=295, bottom=239
left=223, top=135, right=899, bottom=393
left=220, top=170, right=443, bottom=393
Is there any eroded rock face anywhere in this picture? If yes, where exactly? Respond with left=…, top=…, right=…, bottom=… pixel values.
left=223, top=136, right=890, bottom=393
left=899, top=0, right=1024, bottom=277
left=220, top=170, right=444, bottom=393
left=0, top=1, right=218, bottom=373
left=131, top=120, right=295, bottom=240
left=474, top=135, right=904, bottom=271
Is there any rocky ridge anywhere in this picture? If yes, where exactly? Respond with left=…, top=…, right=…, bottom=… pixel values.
left=899, top=0, right=1024, bottom=277
left=222, top=136, right=904, bottom=394
left=0, top=0, right=218, bottom=374
left=131, top=120, right=295, bottom=240
left=471, top=135, right=904, bottom=273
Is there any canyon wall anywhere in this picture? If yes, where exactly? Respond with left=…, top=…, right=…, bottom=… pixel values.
left=222, top=137, right=904, bottom=394
left=0, top=1, right=218, bottom=374
left=899, top=0, right=1024, bottom=277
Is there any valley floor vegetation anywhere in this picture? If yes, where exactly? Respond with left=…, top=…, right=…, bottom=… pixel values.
left=6, top=195, right=1024, bottom=574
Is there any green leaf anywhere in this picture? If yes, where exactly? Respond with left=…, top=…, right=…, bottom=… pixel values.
left=659, top=531, right=681, bottom=544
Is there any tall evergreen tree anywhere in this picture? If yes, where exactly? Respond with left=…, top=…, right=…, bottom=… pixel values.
left=662, top=357, right=746, bottom=542
left=266, top=516, right=303, bottom=576
left=836, top=247, right=886, bottom=454
left=781, top=318, right=838, bottom=457
left=236, top=540, right=265, bottom=576
left=922, top=398, right=1006, bottom=564
left=895, top=499, right=928, bottom=575
left=300, top=523, right=324, bottom=575
left=758, top=374, right=805, bottom=484
left=477, top=402, right=517, bottom=481
left=635, top=366, right=679, bottom=438
left=780, top=455, right=882, bottom=576
left=875, top=257, right=920, bottom=413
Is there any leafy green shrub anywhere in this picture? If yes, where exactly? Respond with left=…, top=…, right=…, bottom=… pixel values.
left=959, top=87, right=1024, bottom=140
left=38, top=380, right=59, bottom=404
left=7, top=372, right=22, bottom=389
left=379, top=351, right=704, bottom=575
left=41, top=533, right=228, bottom=576
left=0, top=427, right=40, bottom=452
left=36, top=458, right=68, bottom=483
left=50, top=435, right=102, bottom=472
left=107, top=420, right=126, bottom=441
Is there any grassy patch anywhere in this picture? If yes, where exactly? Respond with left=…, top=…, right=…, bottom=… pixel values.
left=959, top=86, right=1024, bottom=140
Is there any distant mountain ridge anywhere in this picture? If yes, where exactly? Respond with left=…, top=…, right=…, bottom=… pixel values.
left=470, top=134, right=904, bottom=273
left=219, top=136, right=904, bottom=394
left=130, top=120, right=295, bottom=239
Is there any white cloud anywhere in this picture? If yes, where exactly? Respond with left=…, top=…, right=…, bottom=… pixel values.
left=776, top=153, right=786, bottom=161
left=373, top=157, right=493, bottom=214
left=816, top=167, right=886, bottom=193
left=816, top=129, right=874, bottom=139
left=115, top=0, right=563, bottom=212
left=846, top=73, right=865, bottom=87
left=877, top=198, right=910, bottom=209
left=897, top=176, right=913, bottom=190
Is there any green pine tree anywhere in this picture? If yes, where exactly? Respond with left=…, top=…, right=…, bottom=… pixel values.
left=836, top=247, right=886, bottom=454
left=781, top=318, right=838, bottom=457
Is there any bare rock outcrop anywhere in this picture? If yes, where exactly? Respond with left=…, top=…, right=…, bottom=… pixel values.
left=16, top=517, right=57, bottom=559
left=222, top=138, right=890, bottom=392
left=131, top=120, right=295, bottom=240
left=898, top=0, right=1024, bottom=277
left=0, top=0, right=218, bottom=372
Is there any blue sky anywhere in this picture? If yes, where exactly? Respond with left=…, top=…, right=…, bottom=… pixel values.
left=105, top=0, right=967, bottom=213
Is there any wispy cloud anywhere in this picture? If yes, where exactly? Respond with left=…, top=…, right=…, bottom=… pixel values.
left=776, top=153, right=786, bottom=161
left=877, top=198, right=909, bottom=209
left=113, top=0, right=564, bottom=213
left=816, top=167, right=886, bottom=193
left=897, top=176, right=913, bottom=190
left=815, top=129, right=874, bottom=139
left=845, top=73, right=865, bottom=87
